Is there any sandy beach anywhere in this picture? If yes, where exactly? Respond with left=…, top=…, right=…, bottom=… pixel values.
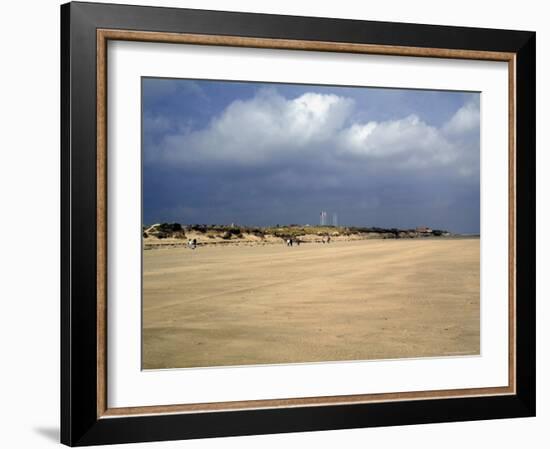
left=143, top=238, right=479, bottom=369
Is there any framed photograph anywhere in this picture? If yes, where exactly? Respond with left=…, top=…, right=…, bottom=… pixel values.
left=61, top=1, right=535, bottom=446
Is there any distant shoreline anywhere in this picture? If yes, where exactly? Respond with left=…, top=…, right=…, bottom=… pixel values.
left=142, top=223, right=478, bottom=250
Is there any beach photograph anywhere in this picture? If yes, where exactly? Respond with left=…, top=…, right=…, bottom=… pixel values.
left=142, top=78, right=480, bottom=370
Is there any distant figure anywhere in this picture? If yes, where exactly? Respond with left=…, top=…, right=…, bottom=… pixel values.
left=286, top=238, right=293, bottom=247
left=327, top=235, right=331, bottom=244
left=188, top=238, right=197, bottom=250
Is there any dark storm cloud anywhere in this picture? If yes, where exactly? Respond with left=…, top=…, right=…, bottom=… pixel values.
left=143, top=79, right=480, bottom=233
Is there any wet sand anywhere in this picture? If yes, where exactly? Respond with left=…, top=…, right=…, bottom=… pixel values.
left=143, top=238, right=479, bottom=369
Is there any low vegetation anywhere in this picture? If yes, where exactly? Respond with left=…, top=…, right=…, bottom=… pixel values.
left=143, top=223, right=450, bottom=243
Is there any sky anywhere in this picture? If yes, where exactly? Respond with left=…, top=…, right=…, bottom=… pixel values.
left=142, top=78, right=480, bottom=233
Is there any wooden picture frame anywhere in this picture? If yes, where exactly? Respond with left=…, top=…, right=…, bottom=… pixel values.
left=61, top=1, right=535, bottom=446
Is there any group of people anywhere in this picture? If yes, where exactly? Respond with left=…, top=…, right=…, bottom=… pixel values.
left=285, top=235, right=332, bottom=246
left=285, top=238, right=300, bottom=247
left=187, top=235, right=332, bottom=249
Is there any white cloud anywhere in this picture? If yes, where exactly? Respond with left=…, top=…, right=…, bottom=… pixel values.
left=157, top=89, right=353, bottom=165
left=443, top=100, right=480, bottom=136
left=148, top=89, right=479, bottom=177
left=340, top=114, right=456, bottom=167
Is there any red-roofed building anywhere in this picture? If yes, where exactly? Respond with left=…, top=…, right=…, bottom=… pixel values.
left=416, top=226, right=433, bottom=234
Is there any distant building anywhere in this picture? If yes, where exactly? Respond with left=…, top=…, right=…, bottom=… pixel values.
left=416, top=226, right=433, bottom=234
